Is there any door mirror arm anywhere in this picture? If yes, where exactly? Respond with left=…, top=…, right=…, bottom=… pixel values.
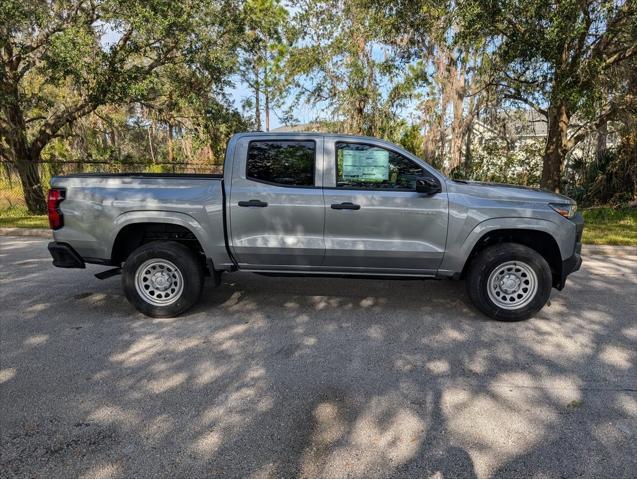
left=416, top=177, right=442, bottom=195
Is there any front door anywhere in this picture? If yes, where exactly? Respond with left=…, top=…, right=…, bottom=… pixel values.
left=322, top=140, right=448, bottom=274
left=228, top=137, right=325, bottom=267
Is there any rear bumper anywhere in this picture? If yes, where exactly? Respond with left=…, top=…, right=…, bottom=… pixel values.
left=48, top=242, right=85, bottom=268
left=555, top=213, right=584, bottom=290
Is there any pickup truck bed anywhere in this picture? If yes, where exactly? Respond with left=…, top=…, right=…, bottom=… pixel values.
left=49, top=173, right=233, bottom=269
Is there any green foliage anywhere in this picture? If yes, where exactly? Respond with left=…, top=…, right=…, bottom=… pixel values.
left=582, top=208, right=637, bottom=245
left=0, top=213, right=48, bottom=229
left=566, top=149, right=637, bottom=206
left=454, top=137, right=544, bottom=186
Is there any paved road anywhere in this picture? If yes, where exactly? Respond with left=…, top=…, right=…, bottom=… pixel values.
left=1, top=237, right=636, bottom=479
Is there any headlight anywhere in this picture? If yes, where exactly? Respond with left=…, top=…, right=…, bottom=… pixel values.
left=549, top=202, right=577, bottom=219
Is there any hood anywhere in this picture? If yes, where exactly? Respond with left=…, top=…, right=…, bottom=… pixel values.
left=447, top=179, right=575, bottom=204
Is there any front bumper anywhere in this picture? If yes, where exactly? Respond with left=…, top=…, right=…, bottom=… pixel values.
left=555, top=212, right=584, bottom=290
left=48, top=242, right=85, bottom=268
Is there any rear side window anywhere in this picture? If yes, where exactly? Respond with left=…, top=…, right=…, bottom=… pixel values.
left=246, top=140, right=315, bottom=186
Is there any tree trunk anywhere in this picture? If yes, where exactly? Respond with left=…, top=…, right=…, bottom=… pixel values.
left=15, top=151, right=46, bottom=214
left=265, top=92, right=270, bottom=132
left=596, top=119, right=608, bottom=159
left=264, top=63, right=270, bottom=132
left=448, top=58, right=465, bottom=173
left=464, top=124, right=473, bottom=171
left=421, top=99, right=440, bottom=164
left=541, top=102, right=570, bottom=192
left=449, top=126, right=464, bottom=173
left=2, top=79, right=47, bottom=213
left=148, top=120, right=156, bottom=163
left=254, top=61, right=262, bottom=131
left=167, top=123, right=174, bottom=163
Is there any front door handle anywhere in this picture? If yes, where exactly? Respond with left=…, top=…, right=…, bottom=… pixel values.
left=331, top=202, right=360, bottom=210
left=238, top=199, right=268, bottom=207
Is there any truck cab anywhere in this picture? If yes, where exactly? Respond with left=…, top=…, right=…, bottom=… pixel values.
left=226, top=133, right=448, bottom=275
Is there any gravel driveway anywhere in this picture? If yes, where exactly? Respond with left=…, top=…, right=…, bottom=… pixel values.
left=1, top=236, right=636, bottom=478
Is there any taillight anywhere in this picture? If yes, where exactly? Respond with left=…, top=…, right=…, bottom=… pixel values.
left=47, top=188, right=65, bottom=230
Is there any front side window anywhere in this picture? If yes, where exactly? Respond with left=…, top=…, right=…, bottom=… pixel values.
left=247, top=140, right=315, bottom=186
left=335, top=143, right=425, bottom=190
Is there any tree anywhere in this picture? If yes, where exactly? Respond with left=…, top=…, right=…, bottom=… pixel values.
left=288, top=0, right=411, bottom=136
left=368, top=0, right=494, bottom=173
left=0, top=0, right=238, bottom=213
left=458, top=0, right=637, bottom=192
left=238, top=0, right=289, bottom=131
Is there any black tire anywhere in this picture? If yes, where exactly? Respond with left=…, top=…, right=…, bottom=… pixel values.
left=466, top=243, right=552, bottom=321
left=122, top=241, right=204, bottom=318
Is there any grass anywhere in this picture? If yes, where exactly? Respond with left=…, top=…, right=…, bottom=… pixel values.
left=581, top=207, right=637, bottom=246
left=0, top=205, right=48, bottom=229
left=0, top=214, right=48, bottom=229
left=0, top=200, right=635, bottom=246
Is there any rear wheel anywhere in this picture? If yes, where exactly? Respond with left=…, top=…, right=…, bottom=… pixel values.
left=122, top=241, right=203, bottom=317
left=466, top=243, right=552, bottom=321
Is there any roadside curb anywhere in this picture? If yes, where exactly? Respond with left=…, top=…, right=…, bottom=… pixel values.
left=0, top=227, right=52, bottom=239
left=0, top=228, right=634, bottom=256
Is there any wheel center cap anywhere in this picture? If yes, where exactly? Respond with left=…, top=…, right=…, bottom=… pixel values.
left=151, top=272, right=171, bottom=290
left=500, top=274, right=520, bottom=293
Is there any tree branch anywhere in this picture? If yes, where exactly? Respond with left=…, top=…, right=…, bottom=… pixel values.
left=602, top=42, right=637, bottom=69
left=566, top=96, right=635, bottom=149
left=589, top=2, right=636, bottom=65
left=31, top=101, right=98, bottom=155
left=497, top=85, right=548, bottom=117
left=25, top=116, right=47, bottom=124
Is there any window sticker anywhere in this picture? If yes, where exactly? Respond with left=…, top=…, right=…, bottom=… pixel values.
left=342, top=148, right=389, bottom=182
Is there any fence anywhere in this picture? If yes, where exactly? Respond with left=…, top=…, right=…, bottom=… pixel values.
left=0, top=160, right=223, bottom=210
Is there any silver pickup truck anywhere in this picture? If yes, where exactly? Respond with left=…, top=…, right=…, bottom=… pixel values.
left=47, top=132, right=583, bottom=321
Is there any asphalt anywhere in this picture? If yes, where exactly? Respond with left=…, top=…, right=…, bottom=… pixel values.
left=1, top=237, right=636, bottom=479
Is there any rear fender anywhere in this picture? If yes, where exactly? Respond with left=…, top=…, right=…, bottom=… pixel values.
left=111, top=211, right=213, bottom=259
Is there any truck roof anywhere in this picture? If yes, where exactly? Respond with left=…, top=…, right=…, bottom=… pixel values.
left=230, top=131, right=387, bottom=143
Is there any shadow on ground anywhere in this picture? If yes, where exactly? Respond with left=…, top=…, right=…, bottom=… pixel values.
left=1, top=238, right=636, bottom=478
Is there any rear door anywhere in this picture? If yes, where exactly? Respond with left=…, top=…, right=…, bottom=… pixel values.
left=322, top=138, right=448, bottom=274
left=228, top=135, right=325, bottom=268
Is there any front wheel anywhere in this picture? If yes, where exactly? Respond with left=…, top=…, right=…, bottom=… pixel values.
left=122, top=241, right=204, bottom=318
left=466, top=243, right=552, bottom=321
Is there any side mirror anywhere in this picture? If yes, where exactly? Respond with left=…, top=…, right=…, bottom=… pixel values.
left=416, top=177, right=441, bottom=195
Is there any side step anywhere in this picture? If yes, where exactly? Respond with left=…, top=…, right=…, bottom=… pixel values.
left=95, top=268, right=121, bottom=280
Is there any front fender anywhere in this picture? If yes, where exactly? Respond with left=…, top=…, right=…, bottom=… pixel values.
left=439, top=217, right=571, bottom=275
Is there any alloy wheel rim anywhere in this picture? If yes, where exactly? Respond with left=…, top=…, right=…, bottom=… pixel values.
left=487, top=260, right=538, bottom=310
left=135, top=259, right=184, bottom=306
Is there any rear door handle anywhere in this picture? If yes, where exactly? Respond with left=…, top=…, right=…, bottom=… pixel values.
left=331, top=202, right=360, bottom=210
left=238, top=199, right=268, bottom=207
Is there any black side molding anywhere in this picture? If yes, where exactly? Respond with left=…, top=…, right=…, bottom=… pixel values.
left=48, top=242, right=86, bottom=269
